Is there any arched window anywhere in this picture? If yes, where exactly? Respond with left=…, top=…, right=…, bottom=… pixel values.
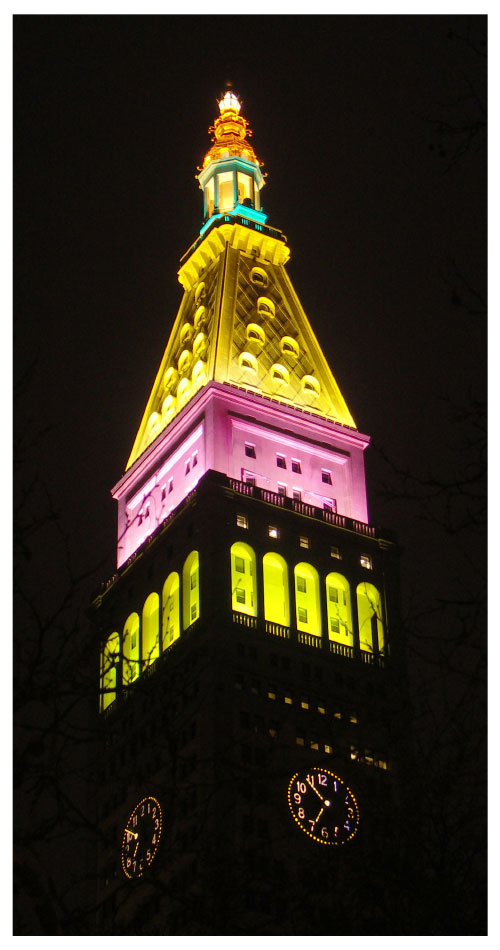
left=183, top=551, right=200, bottom=629
left=294, top=562, right=321, bottom=637
left=123, top=612, right=140, bottom=685
left=231, top=541, right=257, bottom=616
left=162, top=572, right=180, bottom=649
left=142, top=592, right=160, bottom=668
left=326, top=573, right=353, bottom=646
left=357, top=582, right=385, bottom=654
left=100, top=631, right=120, bottom=712
left=263, top=552, right=290, bottom=627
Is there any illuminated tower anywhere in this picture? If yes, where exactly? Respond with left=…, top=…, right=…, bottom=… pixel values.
left=93, top=91, right=408, bottom=936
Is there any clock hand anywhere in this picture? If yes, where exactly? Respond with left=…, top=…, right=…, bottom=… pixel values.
left=125, top=828, right=138, bottom=839
left=314, top=806, right=325, bottom=824
left=306, top=778, right=326, bottom=803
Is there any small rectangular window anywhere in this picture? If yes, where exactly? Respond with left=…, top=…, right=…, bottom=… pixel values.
left=291, top=460, right=301, bottom=474
left=301, top=699, right=309, bottom=710
left=168, top=478, right=174, bottom=493
left=276, top=455, right=286, bottom=469
left=360, top=555, right=373, bottom=570
left=190, top=604, right=197, bottom=620
left=317, top=704, right=326, bottom=715
left=190, top=571, right=198, bottom=590
left=330, top=545, right=341, bottom=559
left=185, top=460, right=191, bottom=475
left=330, top=618, right=340, bottom=633
left=284, top=694, right=293, bottom=705
left=243, top=471, right=256, bottom=486
left=192, top=452, right=198, bottom=467
left=297, top=576, right=306, bottom=593
left=236, top=588, right=246, bottom=604
left=292, top=489, right=302, bottom=501
left=298, top=606, right=308, bottom=623
left=235, top=556, right=245, bottom=573
left=349, top=713, right=358, bottom=724
left=299, top=536, right=310, bottom=549
left=268, top=688, right=276, bottom=700
left=329, top=587, right=339, bottom=603
left=236, top=513, right=248, bottom=529
left=268, top=526, right=279, bottom=539
left=310, top=739, right=319, bottom=751
left=245, top=444, right=256, bottom=458
left=277, top=484, right=287, bottom=497
left=296, top=736, right=305, bottom=746
left=324, top=743, right=333, bottom=754
left=321, top=470, right=332, bottom=484
left=161, top=486, right=167, bottom=501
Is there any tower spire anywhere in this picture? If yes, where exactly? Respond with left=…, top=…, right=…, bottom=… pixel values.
left=198, top=89, right=265, bottom=224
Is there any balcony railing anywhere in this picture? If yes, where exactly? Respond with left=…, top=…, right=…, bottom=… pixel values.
left=228, top=476, right=377, bottom=540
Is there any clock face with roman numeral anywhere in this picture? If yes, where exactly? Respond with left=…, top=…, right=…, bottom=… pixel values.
left=122, top=796, right=163, bottom=878
left=287, top=768, right=359, bottom=846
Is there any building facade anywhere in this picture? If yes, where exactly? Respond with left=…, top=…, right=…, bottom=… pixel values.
left=92, top=91, right=410, bottom=935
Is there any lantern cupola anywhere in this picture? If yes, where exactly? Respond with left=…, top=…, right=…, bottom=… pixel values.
left=197, top=89, right=267, bottom=231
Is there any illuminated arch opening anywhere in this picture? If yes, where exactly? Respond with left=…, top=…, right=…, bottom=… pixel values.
left=301, top=375, right=321, bottom=400
left=191, top=359, right=208, bottom=390
left=162, top=572, right=180, bottom=650
left=231, top=541, right=257, bottom=616
left=194, top=281, right=206, bottom=304
left=193, top=331, right=209, bottom=360
left=162, top=394, right=177, bottom=423
left=280, top=336, right=300, bottom=360
left=357, top=582, right=385, bottom=654
left=183, top=551, right=200, bottom=629
left=326, top=573, right=353, bottom=646
left=263, top=552, right=290, bottom=627
left=147, top=411, right=162, bottom=439
left=142, top=592, right=160, bottom=668
left=257, top=296, right=275, bottom=319
left=250, top=266, right=268, bottom=288
left=270, top=363, right=290, bottom=386
left=294, top=562, right=321, bottom=637
left=123, top=612, right=140, bottom=685
left=194, top=305, right=207, bottom=328
left=177, top=377, right=191, bottom=408
left=178, top=350, right=192, bottom=376
left=100, top=631, right=120, bottom=712
left=180, top=322, right=194, bottom=346
left=238, top=351, right=258, bottom=374
left=246, top=323, right=266, bottom=347
left=163, top=366, right=178, bottom=394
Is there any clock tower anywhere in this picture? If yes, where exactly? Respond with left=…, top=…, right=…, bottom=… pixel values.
left=92, top=90, right=410, bottom=935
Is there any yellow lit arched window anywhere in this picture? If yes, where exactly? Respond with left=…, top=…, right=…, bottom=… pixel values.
left=356, top=582, right=385, bottom=654
left=183, top=551, right=200, bottom=629
left=162, top=571, right=180, bottom=649
left=142, top=592, right=160, bottom=669
left=326, top=573, right=353, bottom=646
left=123, top=612, right=140, bottom=685
left=263, top=552, right=290, bottom=627
left=231, top=541, right=257, bottom=616
left=100, top=631, right=120, bottom=712
left=294, top=562, right=321, bottom=637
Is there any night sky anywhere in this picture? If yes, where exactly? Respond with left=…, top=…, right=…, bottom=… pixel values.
left=14, top=14, right=486, bottom=929
left=15, top=13, right=485, bottom=608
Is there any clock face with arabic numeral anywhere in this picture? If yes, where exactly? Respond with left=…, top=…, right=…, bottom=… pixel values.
left=122, top=796, right=163, bottom=878
left=287, top=767, right=359, bottom=846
